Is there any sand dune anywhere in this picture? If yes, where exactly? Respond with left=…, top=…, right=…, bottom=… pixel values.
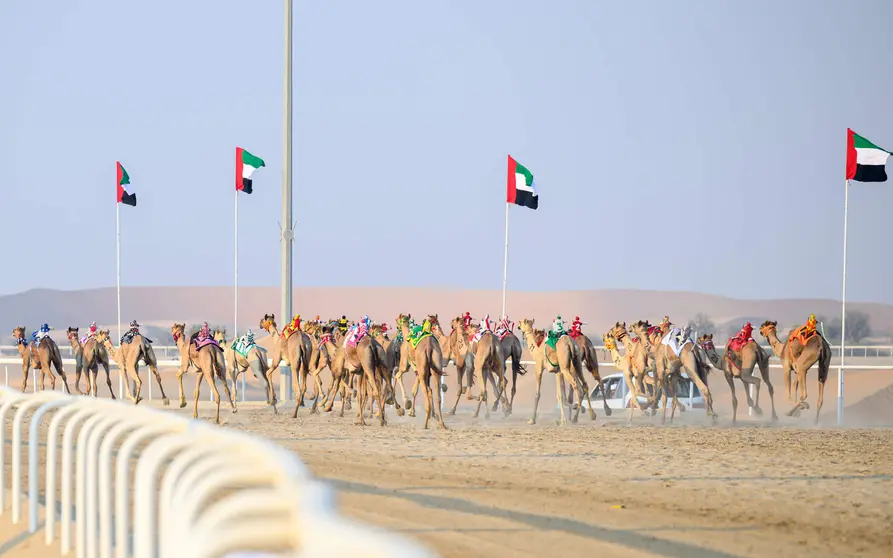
left=3, top=286, right=892, bottom=341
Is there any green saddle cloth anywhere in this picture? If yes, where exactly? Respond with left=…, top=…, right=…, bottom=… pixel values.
left=546, top=330, right=566, bottom=350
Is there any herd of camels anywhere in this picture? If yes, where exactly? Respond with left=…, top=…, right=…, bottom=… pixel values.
left=9, top=313, right=831, bottom=428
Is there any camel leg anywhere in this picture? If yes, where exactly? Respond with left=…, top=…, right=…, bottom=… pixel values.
left=409, top=374, right=422, bottom=418
left=369, top=370, right=386, bottom=426
left=448, top=364, right=464, bottom=416
left=177, top=365, right=189, bottom=408
left=355, top=373, right=367, bottom=426
left=193, top=372, right=204, bottom=419
left=90, top=367, right=98, bottom=397
left=20, top=363, right=29, bottom=393
left=208, top=371, right=224, bottom=424
left=266, top=365, right=279, bottom=407
left=73, top=365, right=85, bottom=395
left=725, top=372, right=738, bottom=424
left=290, top=363, right=302, bottom=418
left=219, top=366, right=237, bottom=414
left=687, top=366, right=715, bottom=421
left=787, top=366, right=809, bottom=417
left=432, top=371, right=448, bottom=430
left=757, top=359, right=778, bottom=421
left=488, top=367, right=502, bottom=412
left=579, top=374, right=598, bottom=421
left=297, top=364, right=310, bottom=415
left=309, top=368, right=324, bottom=414
left=472, top=359, right=489, bottom=420
left=131, top=364, right=144, bottom=405
left=148, top=364, right=169, bottom=405
left=593, top=372, right=612, bottom=417
left=528, top=366, right=544, bottom=425
left=556, top=373, right=568, bottom=426
left=52, top=355, right=72, bottom=395
left=568, top=371, right=584, bottom=423
left=783, top=363, right=794, bottom=404
left=421, top=370, right=434, bottom=430
left=102, top=362, right=116, bottom=399
left=739, top=371, right=762, bottom=415
left=668, top=374, right=679, bottom=423
left=814, top=377, right=825, bottom=425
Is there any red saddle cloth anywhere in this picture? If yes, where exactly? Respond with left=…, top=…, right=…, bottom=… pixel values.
left=727, top=335, right=753, bottom=353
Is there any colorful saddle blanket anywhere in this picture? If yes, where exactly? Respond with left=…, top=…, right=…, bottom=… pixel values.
left=344, top=329, right=368, bottom=349
left=727, top=334, right=754, bottom=353
left=546, top=330, right=567, bottom=350
left=121, top=330, right=153, bottom=345
left=191, top=332, right=220, bottom=350
left=231, top=337, right=263, bottom=358
left=281, top=317, right=302, bottom=340
left=409, top=324, right=431, bottom=348
left=789, top=326, right=818, bottom=347
left=318, top=333, right=333, bottom=350
left=661, top=328, right=692, bottom=357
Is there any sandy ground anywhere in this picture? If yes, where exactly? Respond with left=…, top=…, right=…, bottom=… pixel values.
left=2, top=360, right=893, bottom=557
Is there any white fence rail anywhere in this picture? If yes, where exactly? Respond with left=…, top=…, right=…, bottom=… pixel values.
left=0, top=387, right=435, bottom=558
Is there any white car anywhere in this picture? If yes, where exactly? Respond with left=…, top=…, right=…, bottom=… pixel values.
left=583, top=372, right=705, bottom=411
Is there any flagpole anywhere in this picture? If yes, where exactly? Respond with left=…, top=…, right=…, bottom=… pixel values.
left=501, top=202, right=509, bottom=317
left=116, top=200, right=123, bottom=396
left=234, top=182, right=239, bottom=349
left=838, top=178, right=849, bottom=426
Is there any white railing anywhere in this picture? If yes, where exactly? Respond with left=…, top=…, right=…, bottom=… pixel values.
left=0, top=387, right=435, bottom=558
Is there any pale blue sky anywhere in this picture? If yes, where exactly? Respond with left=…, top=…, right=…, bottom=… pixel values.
left=3, top=0, right=893, bottom=302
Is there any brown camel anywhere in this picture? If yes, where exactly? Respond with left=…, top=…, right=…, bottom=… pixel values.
left=259, top=314, right=312, bottom=412
left=213, top=328, right=277, bottom=413
left=608, top=322, right=653, bottom=414
left=497, top=326, right=526, bottom=414
left=28, top=329, right=72, bottom=394
left=569, top=329, right=612, bottom=417
left=315, top=327, right=356, bottom=417
left=462, top=321, right=509, bottom=419
left=697, top=333, right=777, bottom=423
left=11, top=327, right=49, bottom=392
left=397, top=315, right=447, bottom=429
left=320, top=325, right=389, bottom=426
left=602, top=331, right=645, bottom=422
left=97, top=329, right=168, bottom=405
left=628, top=321, right=716, bottom=424
left=759, top=320, right=831, bottom=424
left=517, top=319, right=591, bottom=425
left=171, top=324, right=236, bottom=423
left=430, top=316, right=474, bottom=415
left=66, top=327, right=115, bottom=398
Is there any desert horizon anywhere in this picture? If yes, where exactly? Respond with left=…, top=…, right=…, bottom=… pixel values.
left=4, top=285, right=893, bottom=343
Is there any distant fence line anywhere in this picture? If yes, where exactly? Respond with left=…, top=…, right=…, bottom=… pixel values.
left=2, top=343, right=893, bottom=359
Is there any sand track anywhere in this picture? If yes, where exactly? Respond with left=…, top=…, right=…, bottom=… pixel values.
left=2, top=396, right=892, bottom=557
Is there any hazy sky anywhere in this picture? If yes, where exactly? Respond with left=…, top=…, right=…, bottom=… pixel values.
left=3, top=0, right=893, bottom=302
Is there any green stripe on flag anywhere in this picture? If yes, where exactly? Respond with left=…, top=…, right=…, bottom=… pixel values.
left=241, top=150, right=265, bottom=169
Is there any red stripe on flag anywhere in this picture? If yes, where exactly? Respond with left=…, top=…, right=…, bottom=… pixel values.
left=506, top=155, right=517, bottom=203
left=846, top=128, right=857, bottom=180
left=116, top=161, right=123, bottom=203
left=236, top=147, right=244, bottom=191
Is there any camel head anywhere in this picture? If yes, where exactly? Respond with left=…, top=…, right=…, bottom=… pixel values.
left=12, top=327, right=26, bottom=342
left=96, top=329, right=110, bottom=343
left=259, top=313, right=277, bottom=332
left=171, top=323, right=187, bottom=342
left=603, top=332, right=618, bottom=351
left=304, top=321, right=319, bottom=335
left=67, top=327, right=79, bottom=343
left=696, top=333, right=716, bottom=354
left=213, top=327, right=226, bottom=343
left=610, top=321, right=629, bottom=342
left=758, top=320, right=778, bottom=339
left=451, top=317, right=464, bottom=332
left=396, top=313, right=411, bottom=330
left=629, top=320, right=649, bottom=336
left=518, top=318, right=535, bottom=333
left=427, top=314, right=440, bottom=332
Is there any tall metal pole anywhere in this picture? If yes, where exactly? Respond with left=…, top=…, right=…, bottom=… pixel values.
left=116, top=201, right=123, bottom=395
left=838, top=179, right=849, bottom=426
left=501, top=203, right=509, bottom=317
left=280, top=0, right=295, bottom=400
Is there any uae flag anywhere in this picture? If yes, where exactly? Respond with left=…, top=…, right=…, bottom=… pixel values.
left=506, top=155, right=538, bottom=210
left=236, top=147, right=265, bottom=194
left=846, top=129, right=890, bottom=183
left=116, top=162, right=136, bottom=206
